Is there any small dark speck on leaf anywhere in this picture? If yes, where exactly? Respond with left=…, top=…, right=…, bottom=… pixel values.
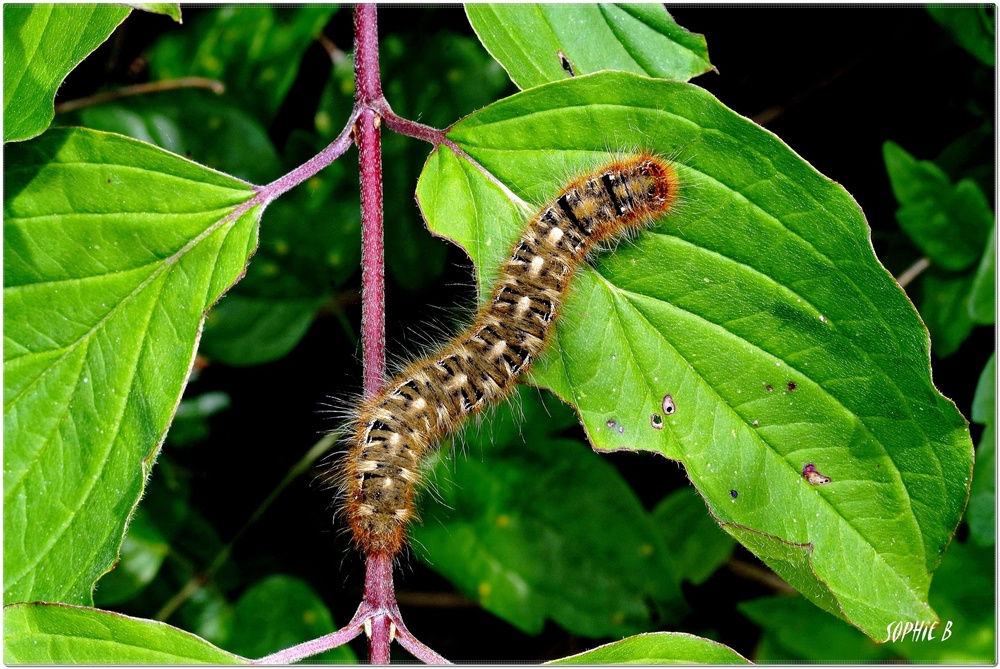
left=606, top=419, right=617, bottom=429
left=558, top=50, right=575, bottom=76
left=765, top=384, right=773, bottom=392
left=730, top=490, right=738, bottom=499
left=661, top=394, right=676, bottom=414
left=788, top=381, right=797, bottom=391
left=802, top=463, right=831, bottom=485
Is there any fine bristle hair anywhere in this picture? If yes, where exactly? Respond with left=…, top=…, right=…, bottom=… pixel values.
left=336, top=153, right=679, bottom=558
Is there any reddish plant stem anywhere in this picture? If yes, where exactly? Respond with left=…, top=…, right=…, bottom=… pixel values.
left=250, top=5, right=459, bottom=663
left=354, top=5, right=416, bottom=665
left=356, top=110, right=385, bottom=401
left=354, top=5, right=386, bottom=403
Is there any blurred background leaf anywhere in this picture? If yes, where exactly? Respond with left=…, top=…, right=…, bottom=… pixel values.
left=413, top=387, right=686, bottom=638
left=146, top=5, right=336, bottom=124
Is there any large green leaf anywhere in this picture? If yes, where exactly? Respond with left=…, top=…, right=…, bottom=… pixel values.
left=466, top=4, right=712, bottom=90
left=416, top=72, right=973, bottom=640
left=62, top=86, right=356, bottom=366
left=547, top=632, right=749, bottom=665
left=413, top=388, right=684, bottom=638
left=3, top=603, right=246, bottom=664
left=4, top=127, right=261, bottom=605
left=3, top=4, right=131, bottom=142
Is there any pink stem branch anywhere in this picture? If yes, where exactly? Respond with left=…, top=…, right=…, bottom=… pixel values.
left=257, top=114, right=358, bottom=205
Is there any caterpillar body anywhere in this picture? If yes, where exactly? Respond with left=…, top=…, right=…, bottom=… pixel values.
left=342, top=153, right=678, bottom=557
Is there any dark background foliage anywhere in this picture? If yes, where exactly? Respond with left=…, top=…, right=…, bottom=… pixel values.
left=57, top=6, right=993, bottom=662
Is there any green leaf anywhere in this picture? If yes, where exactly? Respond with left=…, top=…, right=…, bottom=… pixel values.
left=3, top=4, right=131, bottom=142
left=883, top=141, right=993, bottom=271
left=547, top=632, right=749, bottom=664
left=466, top=4, right=712, bottom=90
left=146, top=5, right=336, bottom=123
left=888, top=540, right=995, bottom=663
left=739, top=595, right=896, bottom=663
left=4, top=127, right=260, bottom=605
left=127, top=3, right=182, bottom=22
left=927, top=4, right=996, bottom=66
left=416, top=72, right=973, bottom=640
left=92, top=508, right=169, bottom=606
left=968, top=353, right=995, bottom=546
left=200, top=295, right=324, bottom=366
left=919, top=271, right=975, bottom=357
left=223, top=575, right=356, bottom=663
left=652, top=488, right=735, bottom=585
left=968, top=224, right=996, bottom=324
left=413, top=388, right=684, bottom=638
left=3, top=602, right=246, bottom=664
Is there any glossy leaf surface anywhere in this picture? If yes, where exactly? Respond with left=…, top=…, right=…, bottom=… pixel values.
left=416, top=72, right=973, bottom=639
left=4, top=128, right=260, bottom=605
left=467, top=4, right=711, bottom=90
left=3, top=603, right=246, bottom=664
left=4, top=4, right=130, bottom=142
left=547, top=632, right=749, bottom=665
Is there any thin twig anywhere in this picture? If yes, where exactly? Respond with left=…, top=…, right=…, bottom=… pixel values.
left=257, top=114, right=358, bottom=204
left=53, top=77, right=224, bottom=114
left=316, top=33, right=347, bottom=65
left=896, top=256, right=931, bottom=289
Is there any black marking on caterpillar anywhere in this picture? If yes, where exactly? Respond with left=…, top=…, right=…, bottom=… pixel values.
left=339, top=153, right=678, bottom=557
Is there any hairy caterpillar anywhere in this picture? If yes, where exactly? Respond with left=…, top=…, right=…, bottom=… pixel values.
left=341, top=152, right=678, bottom=557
